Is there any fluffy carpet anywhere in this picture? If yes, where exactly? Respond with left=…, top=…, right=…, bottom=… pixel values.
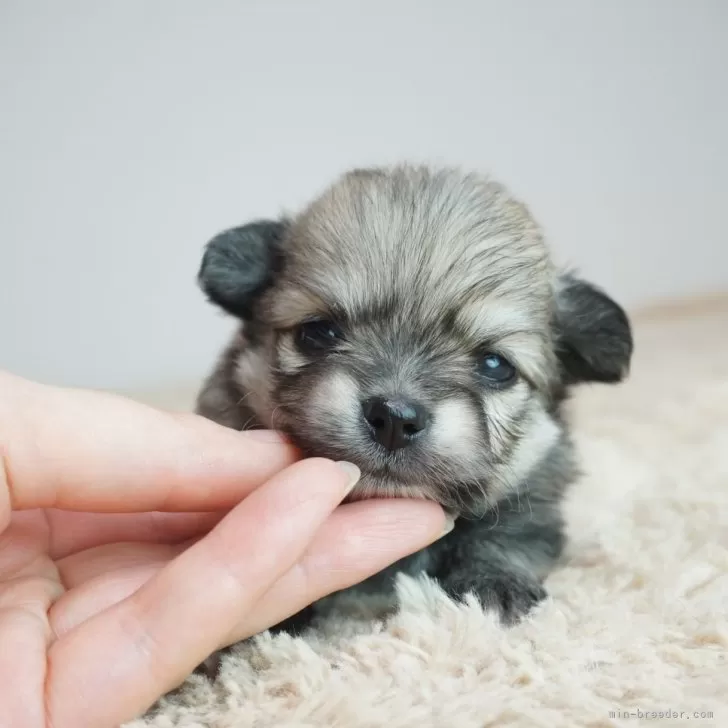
left=126, top=300, right=728, bottom=728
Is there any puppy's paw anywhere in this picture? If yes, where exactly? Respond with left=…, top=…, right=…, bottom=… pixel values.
left=443, top=572, right=547, bottom=624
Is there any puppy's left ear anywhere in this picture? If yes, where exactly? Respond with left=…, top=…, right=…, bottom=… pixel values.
left=198, top=219, right=287, bottom=320
left=552, top=273, right=633, bottom=384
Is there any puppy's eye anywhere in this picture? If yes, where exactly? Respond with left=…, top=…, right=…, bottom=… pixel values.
left=478, top=352, right=517, bottom=385
left=296, top=319, right=344, bottom=353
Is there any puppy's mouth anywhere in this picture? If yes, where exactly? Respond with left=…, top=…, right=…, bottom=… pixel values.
left=272, top=409, right=491, bottom=514
left=308, top=444, right=420, bottom=485
left=280, top=428, right=427, bottom=491
left=280, top=427, right=489, bottom=517
left=345, top=474, right=434, bottom=503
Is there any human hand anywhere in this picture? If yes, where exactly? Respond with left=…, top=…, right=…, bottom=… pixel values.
left=0, top=371, right=448, bottom=728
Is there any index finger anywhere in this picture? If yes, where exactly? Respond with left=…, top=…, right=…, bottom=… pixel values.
left=0, top=371, right=299, bottom=525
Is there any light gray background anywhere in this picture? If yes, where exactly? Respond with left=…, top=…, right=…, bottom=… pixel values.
left=2, top=1, right=727, bottom=391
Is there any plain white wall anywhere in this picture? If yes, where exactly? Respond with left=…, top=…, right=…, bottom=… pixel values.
left=1, top=0, right=727, bottom=391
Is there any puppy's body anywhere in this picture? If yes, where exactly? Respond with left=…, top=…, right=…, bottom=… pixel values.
left=196, top=165, right=632, bottom=633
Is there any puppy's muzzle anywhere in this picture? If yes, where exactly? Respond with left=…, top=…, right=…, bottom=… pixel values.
left=361, top=396, right=430, bottom=451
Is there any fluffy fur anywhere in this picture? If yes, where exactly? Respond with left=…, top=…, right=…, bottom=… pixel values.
left=126, top=301, right=728, bottom=727
left=194, top=165, right=632, bottom=636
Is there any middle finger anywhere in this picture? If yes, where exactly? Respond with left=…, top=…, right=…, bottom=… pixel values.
left=47, top=509, right=224, bottom=558
left=56, top=541, right=185, bottom=588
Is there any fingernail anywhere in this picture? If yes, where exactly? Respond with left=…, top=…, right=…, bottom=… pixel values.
left=336, top=461, right=361, bottom=493
left=243, top=429, right=288, bottom=444
left=438, top=514, right=456, bottom=539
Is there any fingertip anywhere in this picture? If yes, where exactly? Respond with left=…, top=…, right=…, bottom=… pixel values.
left=257, top=457, right=360, bottom=512
left=286, top=456, right=347, bottom=482
left=334, top=461, right=361, bottom=492
left=322, top=497, right=448, bottom=551
left=358, top=497, right=450, bottom=546
left=438, top=512, right=456, bottom=539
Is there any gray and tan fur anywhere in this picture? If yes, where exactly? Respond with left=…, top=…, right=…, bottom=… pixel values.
left=195, top=164, right=632, bottom=634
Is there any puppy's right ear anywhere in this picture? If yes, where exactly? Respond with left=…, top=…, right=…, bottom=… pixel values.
left=198, top=220, right=286, bottom=319
left=552, top=272, right=633, bottom=385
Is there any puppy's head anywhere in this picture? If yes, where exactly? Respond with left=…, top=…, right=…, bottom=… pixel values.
left=198, top=166, right=632, bottom=513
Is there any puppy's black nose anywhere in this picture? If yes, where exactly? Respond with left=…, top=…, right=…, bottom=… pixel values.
left=361, top=397, right=429, bottom=451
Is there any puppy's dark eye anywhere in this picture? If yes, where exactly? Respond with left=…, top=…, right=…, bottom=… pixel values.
left=296, top=319, right=344, bottom=354
left=478, top=352, right=517, bottom=385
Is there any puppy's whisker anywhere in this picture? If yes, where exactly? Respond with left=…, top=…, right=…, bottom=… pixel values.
left=526, top=492, right=534, bottom=522
left=241, top=415, right=257, bottom=431
left=268, top=406, right=285, bottom=431
left=235, top=391, right=253, bottom=408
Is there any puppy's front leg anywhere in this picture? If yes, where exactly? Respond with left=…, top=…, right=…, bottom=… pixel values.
left=434, top=493, right=565, bottom=624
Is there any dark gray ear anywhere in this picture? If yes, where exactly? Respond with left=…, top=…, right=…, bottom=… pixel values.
left=553, top=273, right=633, bottom=384
left=198, top=220, right=286, bottom=319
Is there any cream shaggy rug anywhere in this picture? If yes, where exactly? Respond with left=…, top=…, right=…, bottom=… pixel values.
left=126, top=300, right=728, bottom=728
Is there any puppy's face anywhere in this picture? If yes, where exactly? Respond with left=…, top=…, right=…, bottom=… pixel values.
left=199, top=166, right=632, bottom=513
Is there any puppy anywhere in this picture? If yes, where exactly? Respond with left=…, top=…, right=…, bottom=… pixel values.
left=195, top=164, right=632, bottom=634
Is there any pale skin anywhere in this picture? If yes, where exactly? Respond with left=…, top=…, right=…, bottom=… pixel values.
left=0, top=371, right=448, bottom=728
